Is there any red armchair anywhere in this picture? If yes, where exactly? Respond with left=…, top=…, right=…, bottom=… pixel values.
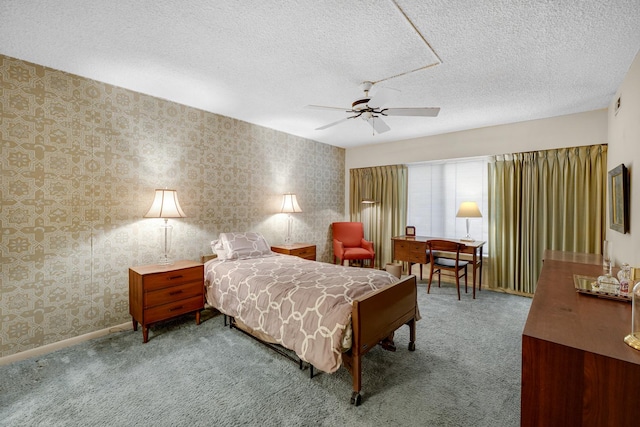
left=332, top=222, right=375, bottom=268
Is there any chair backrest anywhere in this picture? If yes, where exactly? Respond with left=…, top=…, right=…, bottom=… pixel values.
left=332, top=222, right=365, bottom=247
left=427, top=239, right=464, bottom=262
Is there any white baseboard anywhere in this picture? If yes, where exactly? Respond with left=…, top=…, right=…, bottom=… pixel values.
left=0, top=322, right=132, bottom=366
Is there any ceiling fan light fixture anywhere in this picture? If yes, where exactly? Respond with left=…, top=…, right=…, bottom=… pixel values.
left=352, top=98, right=370, bottom=110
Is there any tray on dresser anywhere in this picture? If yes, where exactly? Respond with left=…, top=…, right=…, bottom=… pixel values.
left=573, top=274, right=631, bottom=302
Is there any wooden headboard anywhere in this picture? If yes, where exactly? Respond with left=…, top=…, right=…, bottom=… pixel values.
left=201, top=254, right=217, bottom=263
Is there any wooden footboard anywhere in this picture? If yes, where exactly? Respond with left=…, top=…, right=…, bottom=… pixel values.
left=342, top=274, right=418, bottom=405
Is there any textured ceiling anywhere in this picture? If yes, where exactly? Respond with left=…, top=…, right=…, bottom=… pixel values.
left=1, top=0, right=639, bottom=148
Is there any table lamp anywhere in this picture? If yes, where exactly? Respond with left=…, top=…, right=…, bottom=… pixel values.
left=280, top=193, right=302, bottom=245
left=144, top=189, right=186, bottom=265
left=456, top=201, right=482, bottom=242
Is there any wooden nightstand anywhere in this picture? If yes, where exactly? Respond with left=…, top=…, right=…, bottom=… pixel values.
left=271, top=243, right=316, bottom=261
left=129, top=260, right=204, bottom=343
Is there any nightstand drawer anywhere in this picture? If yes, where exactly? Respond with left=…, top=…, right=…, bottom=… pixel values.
left=144, top=296, right=204, bottom=324
left=144, top=267, right=203, bottom=291
left=290, top=246, right=316, bottom=260
left=145, top=281, right=203, bottom=308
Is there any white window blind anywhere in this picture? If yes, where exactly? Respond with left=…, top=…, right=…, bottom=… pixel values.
left=407, top=158, right=489, bottom=247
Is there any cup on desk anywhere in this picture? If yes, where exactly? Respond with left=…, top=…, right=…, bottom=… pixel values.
left=385, top=263, right=402, bottom=279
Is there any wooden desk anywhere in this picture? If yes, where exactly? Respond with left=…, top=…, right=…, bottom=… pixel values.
left=391, top=235, right=485, bottom=298
left=521, top=250, right=640, bottom=427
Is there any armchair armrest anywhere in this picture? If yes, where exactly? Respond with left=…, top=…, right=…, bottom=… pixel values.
left=333, top=239, right=345, bottom=258
left=360, top=238, right=374, bottom=253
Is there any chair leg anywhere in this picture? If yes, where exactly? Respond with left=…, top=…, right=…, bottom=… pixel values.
left=427, top=266, right=433, bottom=294
left=464, top=265, right=468, bottom=293
left=455, top=273, right=461, bottom=300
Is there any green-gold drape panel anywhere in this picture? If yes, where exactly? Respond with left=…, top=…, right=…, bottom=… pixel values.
left=488, top=145, right=607, bottom=294
left=350, top=165, right=408, bottom=268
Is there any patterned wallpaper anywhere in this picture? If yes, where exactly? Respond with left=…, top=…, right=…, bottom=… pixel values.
left=0, top=54, right=345, bottom=358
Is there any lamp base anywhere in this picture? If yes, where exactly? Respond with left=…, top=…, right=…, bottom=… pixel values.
left=158, top=220, right=173, bottom=266
left=284, top=214, right=293, bottom=245
left=624, top=333, right=640, bottom=351
left=158, top=256, right=174, bottom=266
left=460, top=219, right=475, bottom=242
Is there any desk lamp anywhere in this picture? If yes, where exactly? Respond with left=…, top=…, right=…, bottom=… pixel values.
left=456, top=201, right=482, bottom=242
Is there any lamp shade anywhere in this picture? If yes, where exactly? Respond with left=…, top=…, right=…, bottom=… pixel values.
left=280, top=193, right=302, bottom=213
left=144, top=189, right=187, bottom=218
left=456, top=201, right=482, bottom=218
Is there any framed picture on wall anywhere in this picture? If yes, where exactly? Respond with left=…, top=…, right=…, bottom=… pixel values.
left=608, top=163, right=629, bottom=233
left=405, top=226, right=416, bottom=237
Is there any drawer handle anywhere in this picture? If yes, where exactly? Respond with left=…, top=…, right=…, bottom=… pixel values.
left=169, top=290, right=184, bottom=296
left=169, top=305, right=184, bottom=312
left=168, top=275, right=183, bottom=280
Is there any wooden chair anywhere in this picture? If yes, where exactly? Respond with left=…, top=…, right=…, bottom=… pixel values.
left=426, top=239, right=469, bottom=300
left=332, top=222, right=375, bottom=268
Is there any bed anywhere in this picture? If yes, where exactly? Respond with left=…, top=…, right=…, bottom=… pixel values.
left=204, top=232, right=418, bottom=405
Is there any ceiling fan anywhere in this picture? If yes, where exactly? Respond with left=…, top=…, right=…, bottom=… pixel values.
left=306, top=81, right=440, bottom=134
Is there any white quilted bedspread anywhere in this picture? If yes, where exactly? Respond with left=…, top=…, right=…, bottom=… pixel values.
left=204, top=254, right=397, bottom=373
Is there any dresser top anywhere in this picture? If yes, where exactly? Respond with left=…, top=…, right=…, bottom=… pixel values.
left=524, top=253, right=639, bottom=365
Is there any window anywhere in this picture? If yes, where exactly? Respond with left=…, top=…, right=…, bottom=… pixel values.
left=407, top=157, right=488, bottom=247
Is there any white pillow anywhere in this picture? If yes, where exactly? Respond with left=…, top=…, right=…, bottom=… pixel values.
left=210, top=239, right=228, bottom=260
left=219, top=232, right=272, bottom=260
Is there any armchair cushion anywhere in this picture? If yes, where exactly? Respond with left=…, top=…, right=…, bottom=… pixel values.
left=341, top=246, right=375, bottom=260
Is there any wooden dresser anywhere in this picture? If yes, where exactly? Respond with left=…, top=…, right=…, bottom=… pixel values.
left=521, top=250, right=640, bottom=426
left=129, top=260, right=204, bottom=343
left=270, top=243, right=316, bottom=261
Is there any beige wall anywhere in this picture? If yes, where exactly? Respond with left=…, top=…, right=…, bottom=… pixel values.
left=345, top=109, right=608, bottom=215
left=607, top=50, right=640, bottom=267
left=0, top=55, right=346, bottom=358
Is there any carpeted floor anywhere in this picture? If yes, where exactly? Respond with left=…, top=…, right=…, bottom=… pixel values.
left=0, top=280, right=531, bottom=427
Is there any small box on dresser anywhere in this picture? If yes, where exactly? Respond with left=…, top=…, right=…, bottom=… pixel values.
left=129, top=260, right=204, bottom=343
left=270, top=243, right=316, bottom=261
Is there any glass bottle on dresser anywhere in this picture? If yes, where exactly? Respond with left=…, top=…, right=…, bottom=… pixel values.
left=596, top=240, right=620, bottom=293
left=618, top=263, right=632, bottom=295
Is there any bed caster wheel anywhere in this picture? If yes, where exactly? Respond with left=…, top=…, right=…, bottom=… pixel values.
left=408, top=341, right=416, bottom=351
left=350, top=391, right=362, bottom=406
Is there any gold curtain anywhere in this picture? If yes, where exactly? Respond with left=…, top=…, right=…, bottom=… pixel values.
left=350, top=165, right=408, bottom=268
left=488, top=145, right=607, bottom=294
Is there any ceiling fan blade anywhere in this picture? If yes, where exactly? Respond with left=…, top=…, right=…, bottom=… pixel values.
left=305, top=104, right=350, bottom=112
left=363, top=115, right=391, bottom=134
left=367, top=86, right=400, bottom=108
left=382, top=107, right=440, bottom=117
left=315, top=116, right=352, bottom=130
